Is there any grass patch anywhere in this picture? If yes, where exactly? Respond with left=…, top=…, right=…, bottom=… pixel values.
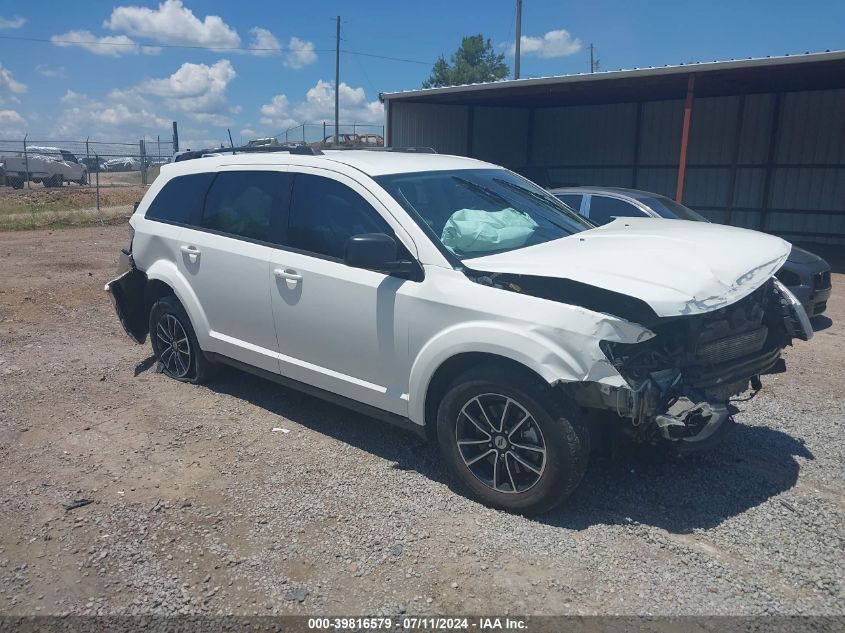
left=0, top=208, right=131, bottom=231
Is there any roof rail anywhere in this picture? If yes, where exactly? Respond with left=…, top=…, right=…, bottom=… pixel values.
left=333, top=146, right=436, bottom=154
left=172, top=144, right=324, bottom=162
left=170, top=144, right=436, bottom=163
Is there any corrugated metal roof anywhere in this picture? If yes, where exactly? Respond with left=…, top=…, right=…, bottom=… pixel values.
left=381, top=50, right=845, bottom=101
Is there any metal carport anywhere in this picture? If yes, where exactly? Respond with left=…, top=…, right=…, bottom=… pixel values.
left=381, top=51, right=845, bottom=244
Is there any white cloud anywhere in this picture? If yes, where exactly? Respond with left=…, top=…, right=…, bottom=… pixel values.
left=140, top=59, right=237, bottom=124
left=248, top=27, right=280, bottom=57
left=0, top=109, right=25, bottom=134
left=508, top=29, right=582, bottom=58
left=104, top=0, right=240, bottom=49
left=56, top=89, right=169, bottom=136
left=257, top=80, right=384, bottom=132
left=142, top=60, right=235, bottom=99
left=240, top=127, right=257, bottom=138
left=294, top=80, right=384, bottom=124
left=283, top=36, right=317, bottom=69
left=51, top=30, right=139, bottom=57
left=259, top=94, right=297, bottom=130
left=36, top=64, right=66, bottom=79
left=0, top=63, right=26, bottom=93
left=0, top=16, right=26, bottom=29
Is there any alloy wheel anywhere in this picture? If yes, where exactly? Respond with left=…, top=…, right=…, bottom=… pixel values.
left=155, top=313, right=192, bottom=379
left=455, top=393, right=547, bottom=494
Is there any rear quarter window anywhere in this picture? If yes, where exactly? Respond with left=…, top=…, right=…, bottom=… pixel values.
left=144, top=173, right=215, bottom=225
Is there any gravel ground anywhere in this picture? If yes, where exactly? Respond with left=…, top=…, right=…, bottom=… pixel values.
left=0, top=225, right=842, bottom=616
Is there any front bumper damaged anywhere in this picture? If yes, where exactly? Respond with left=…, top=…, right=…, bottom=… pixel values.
left=571, top=278, right=813, bottom=445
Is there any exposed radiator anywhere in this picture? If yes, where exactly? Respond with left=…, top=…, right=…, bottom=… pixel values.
left=696, top=326, right=768, bottom=365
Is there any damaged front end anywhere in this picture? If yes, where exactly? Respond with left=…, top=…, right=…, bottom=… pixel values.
left=573, top=278, right=812, bottom=446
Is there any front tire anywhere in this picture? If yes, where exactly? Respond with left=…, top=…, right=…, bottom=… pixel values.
left=436, top=367, right=590, bottom=515
left=149, top=295, right=216, bottom=384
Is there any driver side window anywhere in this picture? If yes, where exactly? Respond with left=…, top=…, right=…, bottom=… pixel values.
left=287, top=173, right=394, bottom=260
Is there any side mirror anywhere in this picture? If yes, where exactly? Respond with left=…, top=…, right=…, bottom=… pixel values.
left=344, top=233, right=416, bottom=276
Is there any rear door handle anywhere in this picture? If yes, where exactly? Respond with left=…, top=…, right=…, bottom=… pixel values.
left=274, top=268, right=302, bottom=282
left=180, top=245, right=200, bottom=263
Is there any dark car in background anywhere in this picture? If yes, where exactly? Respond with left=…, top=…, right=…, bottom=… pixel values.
left=551, top=187, right=832, bottom=318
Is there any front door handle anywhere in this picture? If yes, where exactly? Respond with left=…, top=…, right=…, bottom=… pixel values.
left=274, top=268, right=302, bottom=282
left=180, top=244, right=200, bottom=263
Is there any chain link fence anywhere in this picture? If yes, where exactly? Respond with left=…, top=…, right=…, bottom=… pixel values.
left=0, top=125, right=384, bottom=231
left=262, top=123, right=385, bottom=148
left=0, top=136, right=174, bottom=230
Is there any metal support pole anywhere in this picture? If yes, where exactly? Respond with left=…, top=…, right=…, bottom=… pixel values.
left=23, top=135, right=30, bottom=190
left=335, top=15, right=341, bottom=145
left=675, top=73, right=696, bottom=203
left=95, top=154, right=100, bottom=212
left=323, top=121, right=327, bottom=147
left=86, top=137, right=90, bottom=186
left=139, top=139, right=147, bottom=187
left=514, top=0, right=522, bottom=79
left=172, top=121, right=179, bottom=153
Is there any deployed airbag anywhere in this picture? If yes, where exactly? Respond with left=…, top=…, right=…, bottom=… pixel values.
left=441, top=208, right=538, bottom=253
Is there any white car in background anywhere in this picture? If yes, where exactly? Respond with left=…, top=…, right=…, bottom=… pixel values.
left=107, top=147, right=812, bottom=514
left=1, top=146, right=87, bottom=188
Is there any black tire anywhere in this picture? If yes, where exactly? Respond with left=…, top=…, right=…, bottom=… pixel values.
left=436, top=366, right=590, bottom=515
left=78, top=173, right=88, bottom=185
left=149, top=295, right=216, bottom=384
left=10, top=177, right=24, bottom=189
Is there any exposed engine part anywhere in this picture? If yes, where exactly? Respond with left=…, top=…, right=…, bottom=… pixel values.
left=654, top=399, right=730, bottom=442
left=565, top=278, right=811, bottom=445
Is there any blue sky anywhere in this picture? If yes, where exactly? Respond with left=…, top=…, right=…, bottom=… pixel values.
left=0, top=0, right=843, bottom=148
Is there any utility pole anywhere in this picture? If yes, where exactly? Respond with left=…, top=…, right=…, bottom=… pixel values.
left=335, top=15, right=341, bottom=145
left=514, top=0, right=522, bottom=80
left=590, top=43, right=599, bottom=73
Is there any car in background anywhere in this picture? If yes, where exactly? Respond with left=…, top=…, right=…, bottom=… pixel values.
left=551, top=187, right=832, bottom=318
left=1, top=146, right=88, bottom=188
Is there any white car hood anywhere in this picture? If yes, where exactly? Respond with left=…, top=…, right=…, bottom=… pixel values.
left=464, top=217, right=791, bottom=318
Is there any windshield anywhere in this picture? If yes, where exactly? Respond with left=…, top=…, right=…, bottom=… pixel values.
left=640, top=195, right=709, bottom=222
left=375, top=169, right=592, bottom=260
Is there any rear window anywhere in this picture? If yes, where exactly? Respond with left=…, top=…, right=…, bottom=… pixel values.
left=145, top=173, right=214, bottom=225
left=588, top=195, right=644, bottom=225
left=200, top=171, right=291, bottom=242
left=554, top=193, right=583, bottom=213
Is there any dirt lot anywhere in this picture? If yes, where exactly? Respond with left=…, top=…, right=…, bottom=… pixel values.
left=0, top=225, right=842, bottom=616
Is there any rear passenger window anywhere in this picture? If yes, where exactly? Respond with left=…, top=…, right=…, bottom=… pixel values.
left=288, top=174, right=393, bottom=259
left=201, top=171, right=291, bottom=242
left=555, top=194, right=583, bottom=213
left=145, top=173, right=214, bottom=225
left=588, top=195, right=644, bottom=225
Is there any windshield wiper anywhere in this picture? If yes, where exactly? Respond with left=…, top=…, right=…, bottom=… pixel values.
left=452, top=176, right=514, bottom=208
left=492, top=178, right=589, bottom=232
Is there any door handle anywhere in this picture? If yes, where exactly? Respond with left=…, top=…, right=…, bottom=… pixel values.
left=274, top=268, right=302, bottom=282
left=180, top=245, right=200, bottom=263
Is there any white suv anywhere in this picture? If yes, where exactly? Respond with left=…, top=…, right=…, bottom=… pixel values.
left=107, top=147, right=812, bottom=514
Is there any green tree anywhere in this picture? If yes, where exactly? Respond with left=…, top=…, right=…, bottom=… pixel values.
left=423, top=35, right=509, bottom=88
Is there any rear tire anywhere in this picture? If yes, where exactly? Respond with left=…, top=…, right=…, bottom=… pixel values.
left=149, top=295, right=217, bottom=384
left=436, top=366, right=590, bottom=515
left=10, top=177, right=24, bottom=189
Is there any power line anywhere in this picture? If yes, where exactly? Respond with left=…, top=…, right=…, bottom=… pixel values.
left=341, top=49, right=430, bottom=65
left=0, top=34, right=433, bottom=65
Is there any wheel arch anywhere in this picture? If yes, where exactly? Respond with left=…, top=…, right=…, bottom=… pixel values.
left=409, top=323, right=589, bottom=433
left=144, top=260, right=211, bottom=348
